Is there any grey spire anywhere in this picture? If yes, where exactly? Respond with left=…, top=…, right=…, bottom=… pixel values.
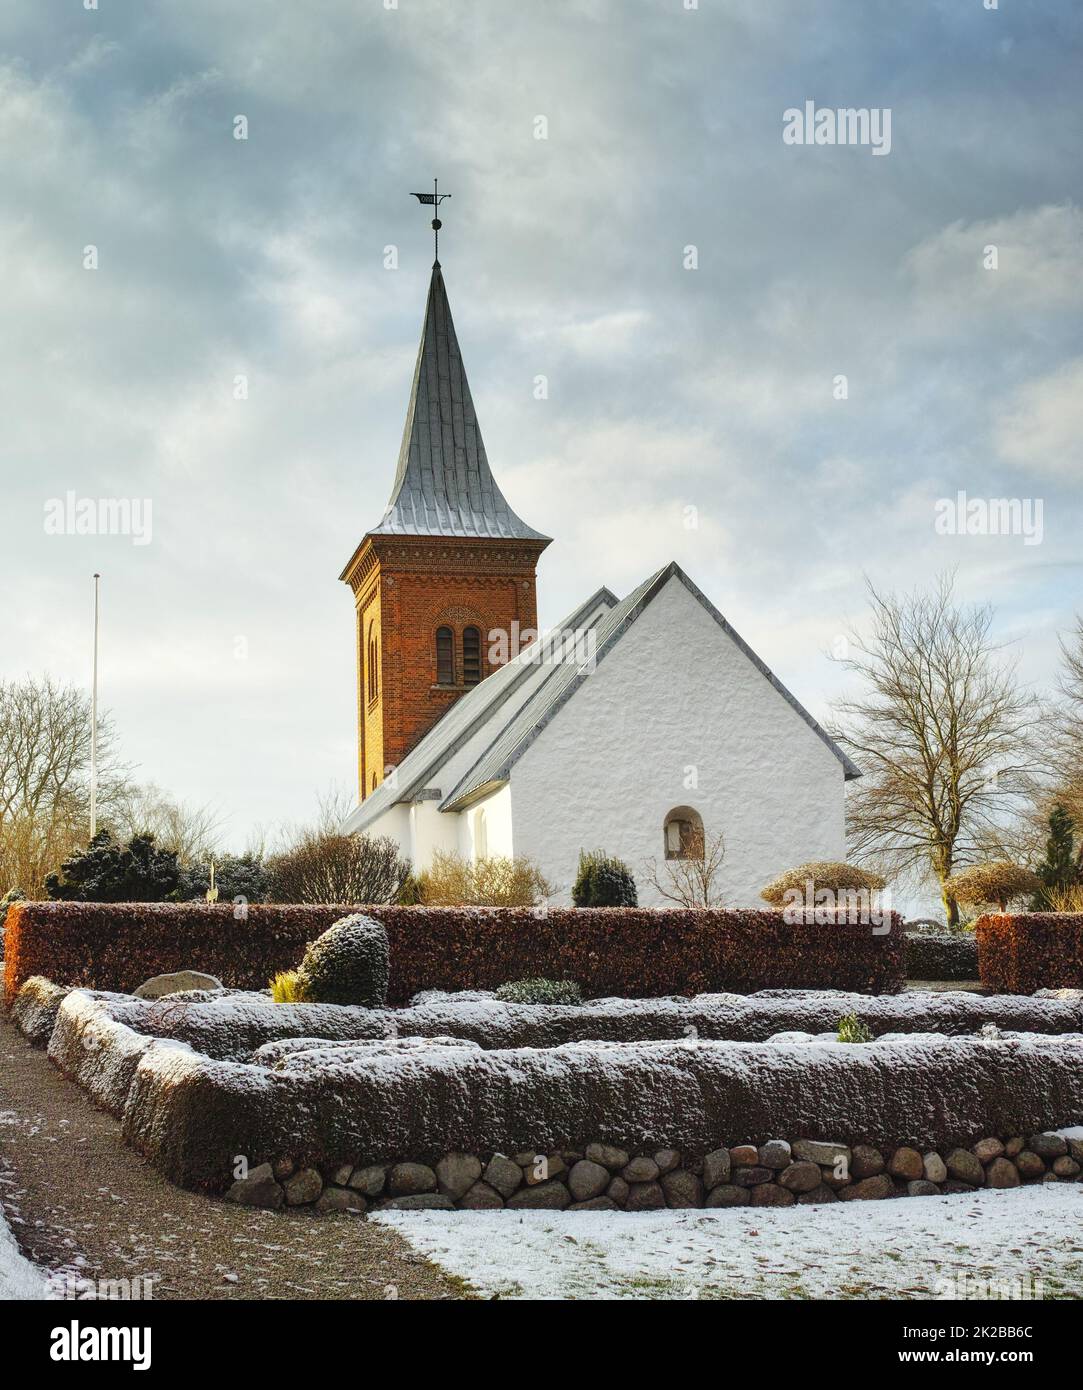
left=369, top=265, right=550, bottom=542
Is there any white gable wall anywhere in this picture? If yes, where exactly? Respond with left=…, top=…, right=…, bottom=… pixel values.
left=508, top=573, right=846, bottom=906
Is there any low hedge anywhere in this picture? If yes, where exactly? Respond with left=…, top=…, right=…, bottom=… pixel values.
left=976, top=912, right=1083, bottom=994
left=904, top=933, right=978, bottom=982
left=2, top=901, right=907, bottom=1004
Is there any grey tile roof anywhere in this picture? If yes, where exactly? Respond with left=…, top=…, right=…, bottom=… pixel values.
left=368, top=264, right=550, bottom=542
left=342, top=585, right=619, bottom=835
left=441, top=562, right=861, bottom=810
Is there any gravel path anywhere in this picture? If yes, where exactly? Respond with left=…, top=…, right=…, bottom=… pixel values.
left=0, top=1011, right=473, bottom=1301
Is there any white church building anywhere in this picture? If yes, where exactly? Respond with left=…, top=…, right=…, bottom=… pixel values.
left=340, top=254, right=857, bottom=906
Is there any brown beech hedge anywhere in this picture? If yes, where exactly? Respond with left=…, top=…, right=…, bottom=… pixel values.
left=3, top=901, right=905, bottom=1005
left=976, top=911, right=1083, bottom=994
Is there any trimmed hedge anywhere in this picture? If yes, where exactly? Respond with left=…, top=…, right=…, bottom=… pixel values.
left=2, top=902, right=906, bottom=1005
left=904, top=933, right=978, bottom=982
left=976, top=912, right=1083, bottom=994
left=45, top=990, right=1083, bottom=1192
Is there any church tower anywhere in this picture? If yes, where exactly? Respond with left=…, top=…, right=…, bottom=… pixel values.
left=340, top=261, right=550, bottom=800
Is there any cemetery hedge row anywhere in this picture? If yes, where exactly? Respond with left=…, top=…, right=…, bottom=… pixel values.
left=976, top=912, right=1083, bottom=995
left=3, top=901, right=906, bottom=1003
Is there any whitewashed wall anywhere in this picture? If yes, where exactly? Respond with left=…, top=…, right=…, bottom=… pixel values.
left=508, top=573, right=847, bottom=906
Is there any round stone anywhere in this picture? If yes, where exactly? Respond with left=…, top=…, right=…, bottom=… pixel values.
left=923, top=1152, right=948, bottom=1184
left=887, top=1147, right=924, bottom=1181
left=758, top=1140, right=792, bottom=1170
left=660, top=1169, right=703, bottom=1208
left=568, top=1160, right=610, bottom=1202
left=388, top=1162, right=437, bottom=1196
left=973, top=1137, right=1004, bottom=1164
left=703, top=1148, right=731, bottom=1190
left=1015, top=1150, right=1045, bottom=1179
left=945, top=1149, right=984, bottom=1186
left=585, top=1142, right=629, bottom=1171
left=986, top=1157, right=1020, bottom=1189
left=850, top=1145, right=885, bottom=1179
left=778, top=1161, right=822, bottom=1193
left=284, top=1167, right=323, bottom=1205
left=621, top=1156, right=660, bottom=1183
left=750, top=1183, right=794, bottom=1207
left=705, top=1184, right=750, bottom=1208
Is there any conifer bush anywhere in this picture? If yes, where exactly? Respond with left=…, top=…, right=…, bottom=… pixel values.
left=295, top=913, right=389, bottom=1007
left=572, top=850, right=638, bottom=907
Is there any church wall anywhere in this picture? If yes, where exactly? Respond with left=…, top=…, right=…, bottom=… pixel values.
left=508, top=574, right=847, bottom=907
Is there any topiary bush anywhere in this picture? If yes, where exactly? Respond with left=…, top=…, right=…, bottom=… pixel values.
left=572, top=850, right=638, bottom=907
left=945, top=861, right=1042, bottom=914
left=760, top=861, right=886, bottom=906
left=296, top=913, right=389, bottom=1007
left=495, top=977, right=583, bottom=1005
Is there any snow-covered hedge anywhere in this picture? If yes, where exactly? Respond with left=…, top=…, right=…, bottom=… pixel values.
left=38, top=989, right=1083, bottom=1193
left=2, top=901, right=905, bottom=1005
left=65, top=986, right=1083, bottom=1061
left=904, top=933, right=978, bottom=981
left=977, top=913, right=1083, bottom=994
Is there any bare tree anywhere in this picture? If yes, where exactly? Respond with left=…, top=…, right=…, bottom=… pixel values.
left=644, top=829, right=727, bottom=908
left=109, top=782, right=221, bottom=865
left=1052, top=616, right=1083, bottom=832
left=829, top=574, right=1040, bottom=926
left=0, top=676, right=130, bottom=897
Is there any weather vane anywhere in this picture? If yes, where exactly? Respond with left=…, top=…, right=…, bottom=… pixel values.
left=411, top=178, right=451, bottom=264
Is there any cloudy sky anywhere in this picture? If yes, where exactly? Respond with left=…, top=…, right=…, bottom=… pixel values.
left=2, top=0, right=1081, bottom=849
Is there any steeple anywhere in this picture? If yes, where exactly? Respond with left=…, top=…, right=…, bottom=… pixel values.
left=369, top=265, right=550, bottom=543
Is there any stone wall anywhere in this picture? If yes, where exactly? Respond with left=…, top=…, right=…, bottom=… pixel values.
left=228, top=1131, right=1083, bottom=1214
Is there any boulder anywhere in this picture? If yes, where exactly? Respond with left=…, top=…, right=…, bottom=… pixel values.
left=729, top=1144, right=759, bottom=1166
left=348, top=1164, right=388, bottom=1196
left=923, top=1151, right=948, bottom=1183
left=703, top=1148, right=731, bottom=1190
left=1028, top=1132, right=1068, bottom=1159
left=436, top=1153, right=482, bottom=1199
left=568, top=1160, right=611, bottom=1203
left=654, top=1149, right=681, bottom=1175
left=907, top=1179, right=941, bottom=1197
left=133, top=970, right=223, bottom=1000
left=839, top=1174, right=894, bottom=1201
left=316, top=1185, right=366, bottom=1213
left=758, top=1140, right=792, bottom=1170
left=226, top=1162, right=283, bottom=1209
left=946, top=1149, right=985, bottom=1185
left=507, top=1180, right=571, bottom=1211
left=850, top=1145, right=885, bottom=1179
left=1015, top=1150, right=1045, bottom=1179
left=323, top=1163, right=353, bottom=1186
left=750, top=1183, right=795, bottom=1207
left=459, top=1181, right=504, bottom=1210
left=792, top=1139, right=851, bottom=1168
left=973, top=1137, right=1004, bottom=1164
left=568, top=1196, right=618, bottom=1211
left=888, top=1147, right=924, bottom=1181
left=660, top=1170, right=703, bottom=1208
left=1052, top=1156, right=1081, bottom=1178
left=705, top=1184, right=750, bottom=1207
left=483, top=1155, right=524, bottom=1198
left=606, top=1176, right=630, bottom=1204
left=585, top=1142, right=629, bottom=1171
left=986, top=1158, right=1020, bottom=1189
left=380, top=1194, right=455, bottom=1211
left=387, top=1162, right=437, bottom=1196
left=621, top=1156, right=659, bottom=1183
left=284, top=1167, right=323, bottom=1205
left=625, top=1180, right=666, bottom=1211
left=732, top=1166, right=773, bottom=1187
left=778, top=1161, right=822, bottom=1194
left=796, top=1184, right=839, bottom=1204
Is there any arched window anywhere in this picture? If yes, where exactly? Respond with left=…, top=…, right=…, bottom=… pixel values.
left=664, top=805, right=705, bottom=860
left=371, top=771, right=378, bottom=791
left=367, top=623, right=379, bottom=701
left=462, top=626, right=482, bottom=686
left=436, top=626, right=454, bottom=685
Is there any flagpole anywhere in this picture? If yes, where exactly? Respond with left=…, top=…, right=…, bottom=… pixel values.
left=90, top=573, right=100, bottom=841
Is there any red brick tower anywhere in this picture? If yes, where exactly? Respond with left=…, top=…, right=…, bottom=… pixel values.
left=340, top=263, right=550, bottom=799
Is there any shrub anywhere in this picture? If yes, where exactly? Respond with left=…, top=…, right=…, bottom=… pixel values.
left=1030, top=805, right=1082, bottom=910
left=296, top=913, right=389, bottom=1007
left=761, top=861, right=886, bottom=906
left=177, top=853, right=270, bottom=905
left=1, top=888, right=26, bottom=909
left=976, top=912, right=1083, bottom=993
left=416, top=850, right=551, bottom=907
left=269, top=969, right=307, bottom=1004
left=3, top=902, right=906, bottom=1005
left=44, top=831, right=180, bottom=902
left=904, top=933, right=978, bottom=981
left=495, top=977, right=583, bottom=1005
left=396, top=872, right=423, bottom=906
left=944, top=861, right=1042, bottom=913
left=572, top=851, right=637, bottom=907
left=837, top=1012, right=872, bottom=1043
left=266, top=833, right=411, bottom=905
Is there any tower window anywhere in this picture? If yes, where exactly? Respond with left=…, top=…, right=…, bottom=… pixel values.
left=367, top=623, right=379, bottom=701
left=436, top=626, right=455, bottom=685
left=463, top=626, right=481, bottom=685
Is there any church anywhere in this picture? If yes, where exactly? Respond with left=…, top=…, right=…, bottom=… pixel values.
left=340, top=255, right=858, bottom=906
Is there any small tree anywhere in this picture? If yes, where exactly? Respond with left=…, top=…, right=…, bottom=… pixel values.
left=266, top=833, right=411, bottom=905
left=45, top=830, right=180, bottom=902
left=944, top=860, right=1041, bottom=914
left=643, top=829, right=726, bottom=909
left=1030, top=805, right=1081, bottom=909
left=760, top=861, right=886, bottom=906
left=573, top=850, right=638, bottom=907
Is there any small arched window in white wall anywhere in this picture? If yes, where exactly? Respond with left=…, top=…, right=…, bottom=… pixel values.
left=474, top=807, right=488, bottom=860
left=664, top=805, right=704, bottom=860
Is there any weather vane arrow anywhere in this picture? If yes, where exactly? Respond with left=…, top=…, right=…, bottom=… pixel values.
left=411, top=178, right=450, bottom=265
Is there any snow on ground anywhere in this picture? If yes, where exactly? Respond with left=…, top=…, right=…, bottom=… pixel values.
left=374, top=1185, right=1083, bottom=1300
left=0, top=1195, right=46, bottom=1299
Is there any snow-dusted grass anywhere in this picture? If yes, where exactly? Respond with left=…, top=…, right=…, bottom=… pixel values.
left=0, top=1197, right=46, bottom=1299
left=374, top=1185, right=1083, bottom=1301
